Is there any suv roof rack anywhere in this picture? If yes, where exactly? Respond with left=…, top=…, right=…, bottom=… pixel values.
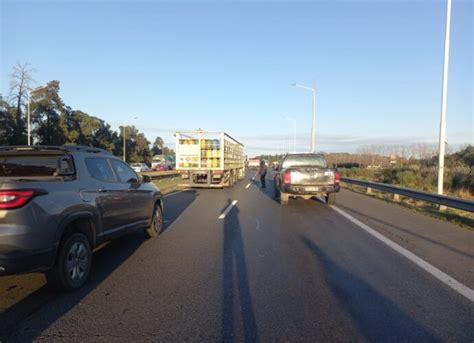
left=0, top=145, right=112, bottom=155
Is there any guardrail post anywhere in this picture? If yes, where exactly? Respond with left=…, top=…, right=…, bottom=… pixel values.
left=393, top=193, right=400, bottom=202
left=366, top=187, right=372, bottom=194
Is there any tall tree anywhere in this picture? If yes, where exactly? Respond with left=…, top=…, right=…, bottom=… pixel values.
left=0, top=95, right=16, bottom=145
left=8, top=62, right=35, bottom=144
left=152, top=136, right=165, bottom=155
left=31, top=80, right=68, bottom=145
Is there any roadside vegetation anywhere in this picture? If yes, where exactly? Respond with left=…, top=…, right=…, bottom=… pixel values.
left=339, top=145, right=473, bottom=199
left=0, top=62, right=173, bottom=165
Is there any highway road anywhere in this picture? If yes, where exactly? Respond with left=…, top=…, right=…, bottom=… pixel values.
left=1, top=172, right=473, bottom=342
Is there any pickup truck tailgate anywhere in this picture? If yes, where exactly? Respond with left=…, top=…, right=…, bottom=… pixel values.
left=287, top=167, right=334, bottom=185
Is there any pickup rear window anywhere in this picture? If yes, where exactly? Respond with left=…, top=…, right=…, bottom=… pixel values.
left=0, top=154, right=73, bottom=177
left=282, top=155, right=327, bottom=168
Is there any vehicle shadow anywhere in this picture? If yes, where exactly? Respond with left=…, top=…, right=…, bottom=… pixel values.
left=161, top=189, right=197, bottom=233
left=300, top=235, right=437, bottom=342
left=0, top=233, right=147, bottom=341
left=336, top=204, right=474, bottom=259
left=221, top=199, right=259, bottom=343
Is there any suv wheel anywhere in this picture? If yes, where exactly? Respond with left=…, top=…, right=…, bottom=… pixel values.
left=46, top=232, right=92, bottom=291
left=326, top=193, right=336, bottom=205
left=146, top=204, right=163, bottom=238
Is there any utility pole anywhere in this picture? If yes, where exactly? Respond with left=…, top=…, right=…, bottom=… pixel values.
left=292, top=83, right=316, bottom=152
left=437, top=0, right=452, bottom=210
left=123, top=124, right=126, bottom=162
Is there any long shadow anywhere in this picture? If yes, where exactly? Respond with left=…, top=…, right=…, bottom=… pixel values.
left=337, top=204, right=474, bottom=259
left=221, top=199, right=259, bottom=343
left=0, top=233, right=147, bottom=342
left=161, top=189, right=197, bottom=233
left=300, top=236, right=438, bottom=342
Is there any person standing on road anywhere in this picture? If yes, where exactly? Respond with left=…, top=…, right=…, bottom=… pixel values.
left=258, top=160, right=268, bottom=188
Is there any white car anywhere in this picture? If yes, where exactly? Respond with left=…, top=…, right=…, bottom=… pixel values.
left=130, top=163, right=150, bottom=173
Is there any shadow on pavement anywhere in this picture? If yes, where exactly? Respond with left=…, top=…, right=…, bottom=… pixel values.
left=221, top=199, right=259, bottom=343
left=337, top=204, right=474, bottom=260
left=161, top=189, right=197, bottom=233
left=300, top=236, right=436, bottom=342
left=0, top=233, right=147, bottom=341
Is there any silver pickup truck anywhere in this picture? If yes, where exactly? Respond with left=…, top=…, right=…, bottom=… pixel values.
left=273, top=153, right=340, bottom=205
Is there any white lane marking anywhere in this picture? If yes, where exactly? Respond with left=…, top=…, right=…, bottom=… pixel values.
left=163, top=189, right=189, bottom=198
left=331, top=205, right=474, bottom=303
left=255, top=219, right=261, bottom=232
left=245, top=183, right=251, bottom=189
left=218, top=200, right=238, bottom=219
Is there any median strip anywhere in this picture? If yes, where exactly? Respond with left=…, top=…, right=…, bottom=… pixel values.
left=331, top=205, right=474, bottom=303
left=219, top=200, right=238, bottom=219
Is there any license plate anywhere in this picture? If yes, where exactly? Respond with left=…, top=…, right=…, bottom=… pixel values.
left=305, top=187, right=319, bottom=192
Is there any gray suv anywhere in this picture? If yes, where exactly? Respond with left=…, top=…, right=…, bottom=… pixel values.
left=0, top=145, right=163, bottom=291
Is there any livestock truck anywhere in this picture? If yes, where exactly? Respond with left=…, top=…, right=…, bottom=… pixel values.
left=175, top=131, right=245, bottom=188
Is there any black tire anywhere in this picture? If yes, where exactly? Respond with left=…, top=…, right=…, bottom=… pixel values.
left=146, top=204, right=163, bottom=238
left=326, top=193, right=336, bottom=205
left=46, top=232, right=92, bottom=291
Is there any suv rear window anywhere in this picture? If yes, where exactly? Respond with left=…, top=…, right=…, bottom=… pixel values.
left=0, top=154, right=70, bottom=177
left=282, top=155, right=327, bottom=168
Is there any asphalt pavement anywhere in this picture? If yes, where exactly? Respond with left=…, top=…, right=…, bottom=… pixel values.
left=1, top=172, right=473, bottom=342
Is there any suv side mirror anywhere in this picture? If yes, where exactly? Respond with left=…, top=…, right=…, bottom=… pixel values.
left=142, top=175, right=151, bottom=183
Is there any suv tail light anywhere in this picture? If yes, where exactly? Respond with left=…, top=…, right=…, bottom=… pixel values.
left=283, top=171, right=292, bottom=184
left=0, top=189, right=47, bottom=209
left=334, top=171, right=340, bottom=184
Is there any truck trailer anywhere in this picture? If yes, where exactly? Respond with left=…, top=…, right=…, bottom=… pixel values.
left=175, top=131, right=245, bottom=188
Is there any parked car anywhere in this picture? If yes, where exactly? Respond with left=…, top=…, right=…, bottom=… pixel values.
left=0, top=145, right=163, bottom=291
left=273, top=153, right=340, bottom=205
left=131, top=162, right=150, bottom=173
left=152, top=163, right=170, bottom=172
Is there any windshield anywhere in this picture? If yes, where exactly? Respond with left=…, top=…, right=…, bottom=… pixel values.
left=0, top=154, right=68, bottom=177
left=282, top=155, right=327, bottom=168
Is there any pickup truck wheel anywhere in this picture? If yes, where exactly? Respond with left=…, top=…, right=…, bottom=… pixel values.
left=46, top=232, right=92, bottom=291
left=280, top=192, right=289, bottom=205
left=146, top=204, right=163, bottom=238
left=326, top=193, right=336, bottom=205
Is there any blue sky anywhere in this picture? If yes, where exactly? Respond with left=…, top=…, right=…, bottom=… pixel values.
left=1, top=0, right=472, bottom=154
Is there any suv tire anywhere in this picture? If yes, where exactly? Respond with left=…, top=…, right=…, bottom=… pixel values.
left=146, top=204, right=163, bottom=238
left=46, top=232, right=92, bottom=291
left=326, top=193, right=336, bottom=205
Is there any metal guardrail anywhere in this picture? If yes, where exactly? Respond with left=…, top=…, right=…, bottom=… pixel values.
left=140, top=170, right=180, bottom=180
left=341, top=177, right=474, bottom=212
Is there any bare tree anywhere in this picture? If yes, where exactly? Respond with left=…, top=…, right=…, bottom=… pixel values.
left=9, top=62, right=35, bottom=140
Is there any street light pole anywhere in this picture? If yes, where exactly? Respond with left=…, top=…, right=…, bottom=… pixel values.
left=27, top=92, right=31, bottom=146
left=123, top=123, right=126, bottom=162
left=437, top=0, right=452, bottom=207
left=292, top=83, right=316, bottom=152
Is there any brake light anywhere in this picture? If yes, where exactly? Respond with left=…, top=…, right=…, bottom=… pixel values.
left=283, top=171, right=292, bottom=184
left=0, top=190, right=44, bottom=209
left=334, top=171, right=340, bottom=184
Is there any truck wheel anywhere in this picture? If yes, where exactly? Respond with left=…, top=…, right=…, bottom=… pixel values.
left=146, top=204, right=163, bottom=238
left=46, top=232, right=92, bottom=291
left=326, top=193, right=336, bottom=205
left=280, top=192, right=289, bottom=205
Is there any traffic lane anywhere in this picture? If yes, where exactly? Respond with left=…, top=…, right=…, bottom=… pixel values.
left=241, top=179, right=473, bottom=341
left=3, top=177, right=474, bottom=341
left=336, top=188, right=474, bottom=288
left=0, top=189, right=199, bottom=340
left=2, top=182, right=251, bottom=341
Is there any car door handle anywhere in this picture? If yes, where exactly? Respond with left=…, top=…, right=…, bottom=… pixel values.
left=97, top=188, right=108, bottom=193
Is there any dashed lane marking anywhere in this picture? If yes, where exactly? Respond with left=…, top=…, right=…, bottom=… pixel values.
left=218, top=200, right=238, bottom=219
